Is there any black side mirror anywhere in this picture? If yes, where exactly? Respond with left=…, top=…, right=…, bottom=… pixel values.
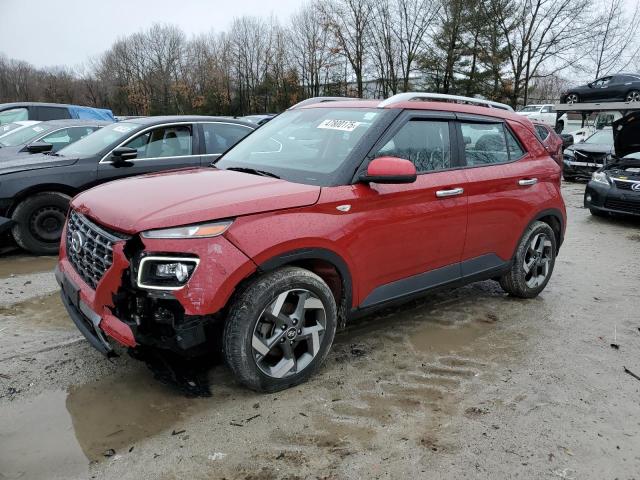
left=26, top=142, right=53, bottom=153
left=111, top=147, right=137, bottom=165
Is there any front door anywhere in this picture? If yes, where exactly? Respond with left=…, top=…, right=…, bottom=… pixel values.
left=341, top=113, right=469, bottom=307
left=97, top=124, right=201, bottom=182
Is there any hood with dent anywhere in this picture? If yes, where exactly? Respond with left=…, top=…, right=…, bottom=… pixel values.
left=72, top=168, right=321, bottom=234
left=613, top=112, right=640, bottom=158
left=566, top=143, right=614, bottom=155
left=0, top=153, right=78, bottom=176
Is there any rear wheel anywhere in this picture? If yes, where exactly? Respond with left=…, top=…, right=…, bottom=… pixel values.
left=223, top=267, right=337, bottom=392
left=566, top=93, right=579, bottom=104
left=11, top=192, right=70, bottom=255
left=626, top=90, right=640, bottom=102
left=500, top=221, right=556, bottom=299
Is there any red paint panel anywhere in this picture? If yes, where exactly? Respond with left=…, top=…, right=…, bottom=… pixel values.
left=100, top=313, right=136, bottom=347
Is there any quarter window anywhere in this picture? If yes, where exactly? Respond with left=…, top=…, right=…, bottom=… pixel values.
left=535, top=125, right=550, bottom=141
left=123, top=125, right=192, bottom=159
left=202, top=123, right=252, bottom=155
left=374, top=119, right=451, bottom=172
left=460, top=122, right=524, bottom=165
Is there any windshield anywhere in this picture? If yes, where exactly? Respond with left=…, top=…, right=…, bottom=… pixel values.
left=216, top=108, right=386, bottom=185
left=0, top=122, right=28, bottom=138
left=520, top=105, right=541, bottom=113
left=584, top=129, right=613, bottom=145
left=58, top=122, right=138, bottom=157
left=0, top=124, right=54, bottom=147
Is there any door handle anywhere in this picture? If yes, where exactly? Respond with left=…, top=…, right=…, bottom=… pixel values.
left=436, top=187, right=464, bottom=198
left=518, top=178, right=538, bottom=186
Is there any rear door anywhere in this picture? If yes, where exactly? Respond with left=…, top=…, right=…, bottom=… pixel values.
left=458, top=115, right=555, bottom=266
left=344, top=111, right=469, bottom=306
left=97, top=123, right=201, bottom=182
left=198, top=122, right=254, bottom=165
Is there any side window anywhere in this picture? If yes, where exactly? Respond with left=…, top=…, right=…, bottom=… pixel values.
left=123, top=125, right=192, bottom=159
left=202, top=123, right=252, bottom=155
left=541, top=105, right=553, bottom=113
left=535, top=125, right=549, bottom=141
left=506, top=128, right=525, bottom=159
left=40, top=127, right=99, bottom=152
left=374, top=119, right=451, bottom=172
left=38, top=106, right=71, bottom=121
left=460, top=123, right=508, bottom=165
left=0, top=107, right=28, bottom=125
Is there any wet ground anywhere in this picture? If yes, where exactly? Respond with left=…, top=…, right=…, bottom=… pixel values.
left=1, top=182, right=640, bottom=479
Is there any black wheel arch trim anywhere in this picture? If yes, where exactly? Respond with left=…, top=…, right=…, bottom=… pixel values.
left=257, top=247, right=353, bottom=313
left=526, top=208, right=565, bottom=252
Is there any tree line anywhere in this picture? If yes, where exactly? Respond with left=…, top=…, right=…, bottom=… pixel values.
left=0, top=0, right=638, bottom=116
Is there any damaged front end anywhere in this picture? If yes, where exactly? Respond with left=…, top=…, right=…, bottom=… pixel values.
left=57, top=209, right=257, bottom=361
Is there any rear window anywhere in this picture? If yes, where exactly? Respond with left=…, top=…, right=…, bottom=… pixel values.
left=0, top=107, right=28, bottom=125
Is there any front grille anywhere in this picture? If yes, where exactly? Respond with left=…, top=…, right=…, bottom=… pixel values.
left=612, top=179, right=639, bottom=191
left=66, top=210, right=130, bottom=289
left=604, top=198, right=640, bottom=215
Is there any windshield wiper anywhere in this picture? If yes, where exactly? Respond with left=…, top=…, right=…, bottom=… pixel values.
left=225, top=167, right=280, bottom=179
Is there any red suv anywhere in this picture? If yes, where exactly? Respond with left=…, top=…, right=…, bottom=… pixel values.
left=56, top=93, right=566, bottom=392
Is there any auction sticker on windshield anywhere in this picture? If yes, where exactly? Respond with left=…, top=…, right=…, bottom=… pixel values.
left=317, top=119, right=361, bottom=132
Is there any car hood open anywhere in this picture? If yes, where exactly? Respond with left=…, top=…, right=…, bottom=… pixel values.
left=0, top=153, right=78, bottom=176
left=613, top=112, right=640, bottom=158
left=72, top=167, right=322, bottom=234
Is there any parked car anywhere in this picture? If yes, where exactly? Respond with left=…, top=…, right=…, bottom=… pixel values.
left=242, top=114, right=277, bottom=126
left=564, top=111, right=623, bottom=143
left=0, top=102, right=115, bottom=125
left=55, top=94, right=566, bottom=392
left=0, top=119, right=109, bottom=158
left=0, top=116, right=255, bottom=254
left=0, top=120, right=41, bottom=138
left=560, top=73, right=640, bottom=104
left=563, top=128, right=614, bottom=181
left=584, top=112, right=640, bottom=217
left=532, top=122, right=563, bottom=166
left=516, top=104, right=568, bottom=129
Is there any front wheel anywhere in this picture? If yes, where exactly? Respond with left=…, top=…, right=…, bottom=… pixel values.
left=566, top=93, right=579, bottom=104
left=500, top=221, right=557, bottom=298
left=11, top=192, right=71, bottom=255
left=626, top=90, right=640, bottom=102
left=223, top=267, right=337, bottom=392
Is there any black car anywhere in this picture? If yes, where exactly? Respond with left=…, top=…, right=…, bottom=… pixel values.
left=585, top=112, right=640, bottom=217
left=561, top=73, right=640, bottom=104
left=0, top=102, right=115, bottom=124
left=562, top=128, right=614, bottom=181
left=0, top=116, right=255, bottom=254
left=0, top=119, right=109, bottom=158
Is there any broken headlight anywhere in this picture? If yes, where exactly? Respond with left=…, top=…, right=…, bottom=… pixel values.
left=137, top=256, right=199, bottom=290
left=141, top=220, right=232, bottom=239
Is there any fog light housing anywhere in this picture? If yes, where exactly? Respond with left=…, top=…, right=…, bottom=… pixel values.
left=137, top=256, right=199, bottom=290
left=586, top=194, right=592, bottom=202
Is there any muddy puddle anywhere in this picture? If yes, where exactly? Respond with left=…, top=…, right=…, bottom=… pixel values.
left=0, top=368, right=208, bottom=480
left=0, top=253, right=56, bottom=279
left=0, top=292, right=72, bottom=330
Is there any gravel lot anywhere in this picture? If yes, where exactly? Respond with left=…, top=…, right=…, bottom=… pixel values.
left=1, top=182, right=639, bottom=480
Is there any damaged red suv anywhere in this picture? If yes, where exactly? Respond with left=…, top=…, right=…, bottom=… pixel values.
left=56, top=93, right=566, bottom=392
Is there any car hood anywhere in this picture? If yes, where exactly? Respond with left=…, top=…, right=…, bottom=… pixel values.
left=613, top=112, right=640, bottom=158
left=72, top=168, right=322, bottom=234
left=0, top=146, right=22, bottom=158
left=0, top=153, right=78, bottom=176
left=566, top=143, right=614, bottom=155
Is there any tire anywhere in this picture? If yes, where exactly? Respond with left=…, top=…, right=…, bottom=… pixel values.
left=566, top=93, right=579, bottom=104
left=11, top=191, right=71, bottom=255
left=626, top=90, right=640, bottom=102
left=223, top=266, right=337, bottom=392
left=499, top=221, right=557, bottom=299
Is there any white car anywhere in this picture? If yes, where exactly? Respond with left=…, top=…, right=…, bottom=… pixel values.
left=517, top=104, right=568, bottom=128
left=0, top=120, right=41, bottom=139
left=565, top=111, right=623, bottom=143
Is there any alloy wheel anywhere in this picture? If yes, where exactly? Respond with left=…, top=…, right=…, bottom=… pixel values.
left=626, top=91, right=640, bottom=102
left=251, top=289, right=326, bottom=379
left=523, top=233, right=553, bottom=288
left=566, top=94, right=579, bottom=104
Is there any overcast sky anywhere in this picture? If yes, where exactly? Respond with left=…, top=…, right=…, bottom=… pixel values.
left=0, top=0, right=304, bottom=68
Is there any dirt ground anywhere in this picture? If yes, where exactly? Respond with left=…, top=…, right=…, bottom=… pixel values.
left=1, top=182, right=639, bottom=480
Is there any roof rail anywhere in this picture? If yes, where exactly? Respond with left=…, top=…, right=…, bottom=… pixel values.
left=378, top=92, right=514, bottom=112
left=288, top=96, right=361, bottom=110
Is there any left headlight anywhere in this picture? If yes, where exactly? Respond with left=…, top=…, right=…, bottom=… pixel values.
left=592, top=171, right=610, bottom=186
left=141, top=220, right=233, bottom=239
left=137, top=256, right=199, bottom=290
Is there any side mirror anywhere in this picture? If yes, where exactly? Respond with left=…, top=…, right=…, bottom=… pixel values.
left=360, top=156, right=417, bottom=184
left=26, top=142, right=53, bottom=153
left=111, top=146, right=137, bottom=164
